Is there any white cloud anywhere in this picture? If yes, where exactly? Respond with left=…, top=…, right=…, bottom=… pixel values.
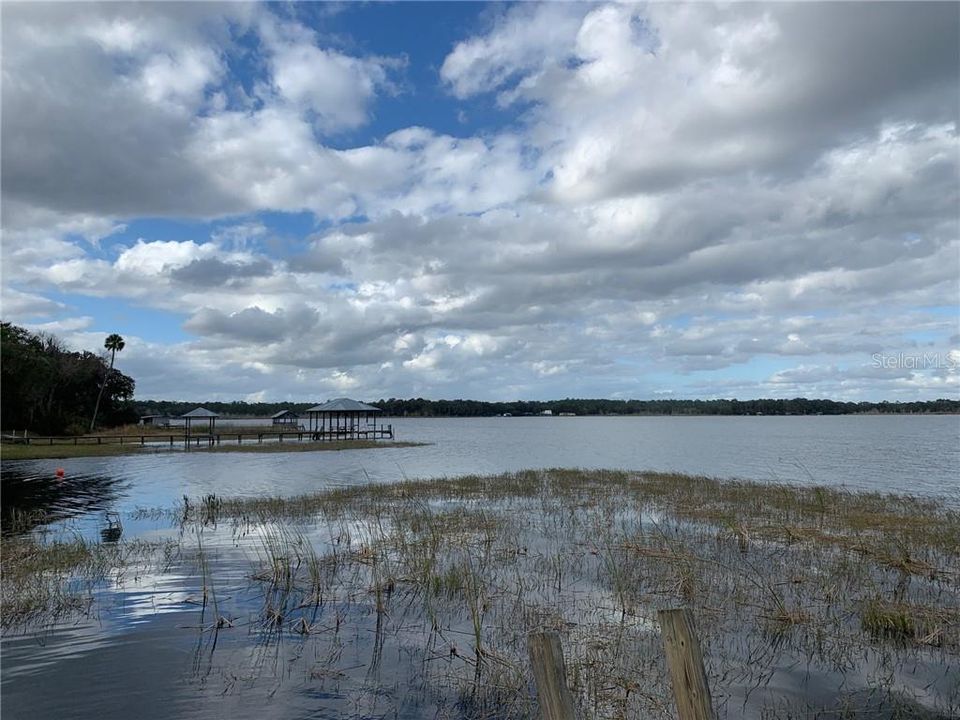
left=2, top=2, right=958, bottom=401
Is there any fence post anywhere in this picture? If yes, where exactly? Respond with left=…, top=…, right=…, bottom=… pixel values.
left=657, top=608, right=714, bottom=720
left=527, top=631, right=576, bottom=720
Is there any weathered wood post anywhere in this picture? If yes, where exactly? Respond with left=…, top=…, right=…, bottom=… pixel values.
left=658, top=608, right=714, bottom=720
left=527, top=631, right=576, bottom=720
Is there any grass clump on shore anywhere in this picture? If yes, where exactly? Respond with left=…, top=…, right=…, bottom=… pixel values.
left=0, top=439, right=425, bottom=461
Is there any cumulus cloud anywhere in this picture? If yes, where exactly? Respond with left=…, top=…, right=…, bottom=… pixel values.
left=2, top=2, right=958, bottom=401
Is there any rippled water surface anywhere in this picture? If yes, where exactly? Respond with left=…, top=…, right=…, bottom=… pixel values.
left=2, top=415, right=958, bottom=719
left=4, top=416, right=959, bottom=524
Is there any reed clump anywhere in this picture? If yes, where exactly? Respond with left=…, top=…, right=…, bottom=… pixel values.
left=2, top=534, right=177, bottom=631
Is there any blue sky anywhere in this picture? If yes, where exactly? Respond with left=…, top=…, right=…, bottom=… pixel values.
left=2, top=1, right=958, bottom=402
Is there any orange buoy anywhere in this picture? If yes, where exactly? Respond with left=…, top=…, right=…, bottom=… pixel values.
left=55, top=468, right=65, bottom=478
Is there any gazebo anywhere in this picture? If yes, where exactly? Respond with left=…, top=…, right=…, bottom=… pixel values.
left=271, top=409, right=300, bottom=427
left=305, top=398, right=381, bottom=437
left=181, top=407, right=219, bottom=436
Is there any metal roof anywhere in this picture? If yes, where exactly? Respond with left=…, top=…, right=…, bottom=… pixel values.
left=271, top=410, right=299, bottom=418
left=181, top=407, right=220, bottom=418
left=305, top=398, right=381, bottom=413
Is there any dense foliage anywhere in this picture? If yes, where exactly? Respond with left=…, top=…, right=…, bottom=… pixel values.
left=132, top=396, right=960, bottom=419
left=1, top=323, right=137, bottom=434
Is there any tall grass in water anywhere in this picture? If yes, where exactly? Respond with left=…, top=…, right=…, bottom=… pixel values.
left=8, top=469, right=958, bottom=718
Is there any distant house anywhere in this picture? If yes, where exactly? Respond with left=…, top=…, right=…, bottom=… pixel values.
left=139, top=414, right=170, bottom=427
left=272, top=410, right=300, bottom=427
left=540, top=410, right=553, bottom=416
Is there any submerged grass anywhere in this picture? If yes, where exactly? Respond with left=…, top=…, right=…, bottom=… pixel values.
left=7, top=469, right=959, bottom=718
left=167, top=469, right=959, bottom=717
left=1, top=534, right=177, bottom=630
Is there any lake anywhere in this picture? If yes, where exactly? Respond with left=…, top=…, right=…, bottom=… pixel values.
left=2, top=415, right=958, bottom=719
left=3, top=416, right=959, bottom=528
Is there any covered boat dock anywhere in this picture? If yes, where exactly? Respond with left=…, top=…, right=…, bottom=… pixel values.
left=305, top=398, right=393, bottom=440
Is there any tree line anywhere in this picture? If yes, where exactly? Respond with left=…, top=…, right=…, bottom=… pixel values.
left=1, top=323, right=137, bottom=435
left=368, top=397, right=960, bottom=416
left=5, top=319, right=954, bottom=435
left=132, top=396, right=960, bottom=419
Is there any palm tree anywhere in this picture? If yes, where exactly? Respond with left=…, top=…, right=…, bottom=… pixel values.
left=89, top=333, right=125, bottom=432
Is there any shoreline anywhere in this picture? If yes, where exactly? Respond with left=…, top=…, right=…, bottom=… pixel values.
left=0, top=439, right=427, bottom=461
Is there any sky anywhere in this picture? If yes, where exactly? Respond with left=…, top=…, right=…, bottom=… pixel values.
left=1, top=1, right=958, bottom=403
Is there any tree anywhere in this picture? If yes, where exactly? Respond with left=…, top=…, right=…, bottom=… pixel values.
left=89, top=333, right=126, bottom=431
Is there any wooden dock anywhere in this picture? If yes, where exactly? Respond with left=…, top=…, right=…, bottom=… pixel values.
left=0, top=425, right=394, bottom=448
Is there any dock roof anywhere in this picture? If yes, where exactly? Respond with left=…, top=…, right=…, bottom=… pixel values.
left=271, top=409, right=298, bottom=418
left=181, top=407, right=220, bottom=418
left=305, top=398, right=381, bottom=413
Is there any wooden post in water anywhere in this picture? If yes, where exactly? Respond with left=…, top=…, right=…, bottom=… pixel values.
left=658, top=608, right=714, bottom=720
left=527, top=631, right=576, bottom=720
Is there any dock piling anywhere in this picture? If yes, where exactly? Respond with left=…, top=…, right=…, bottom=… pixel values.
left=658, top=608, right=714, bottom=720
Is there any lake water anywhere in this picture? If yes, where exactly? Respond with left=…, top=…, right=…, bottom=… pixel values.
left=2, top=415, right=958, bottom=719
left=3, top=416, right=959, bottom=529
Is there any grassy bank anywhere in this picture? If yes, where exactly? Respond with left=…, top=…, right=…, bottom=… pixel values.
left=6, top=470, right=958, bottom=717
left=0, top=439, right=425, bottom=461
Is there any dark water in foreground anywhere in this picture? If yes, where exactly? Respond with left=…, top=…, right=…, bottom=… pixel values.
left=2, top=416, right=958, bottom=719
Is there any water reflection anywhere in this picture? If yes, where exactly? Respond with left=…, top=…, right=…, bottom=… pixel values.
left=2, top=470, right=957, bottom=720
left=1, top=468, right=127, bottom=535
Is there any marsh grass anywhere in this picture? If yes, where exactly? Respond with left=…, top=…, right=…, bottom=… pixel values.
left=186, top=470, right=955, bottom=717
left=2, top=443, right=148, bottom=460
left=861, top=598, right=960, bottom=648
left=1, top=439, right=425, bottom=461
left=1, top=534, right=177, bottom=630
left=8, top=470, right=958, bottom=718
